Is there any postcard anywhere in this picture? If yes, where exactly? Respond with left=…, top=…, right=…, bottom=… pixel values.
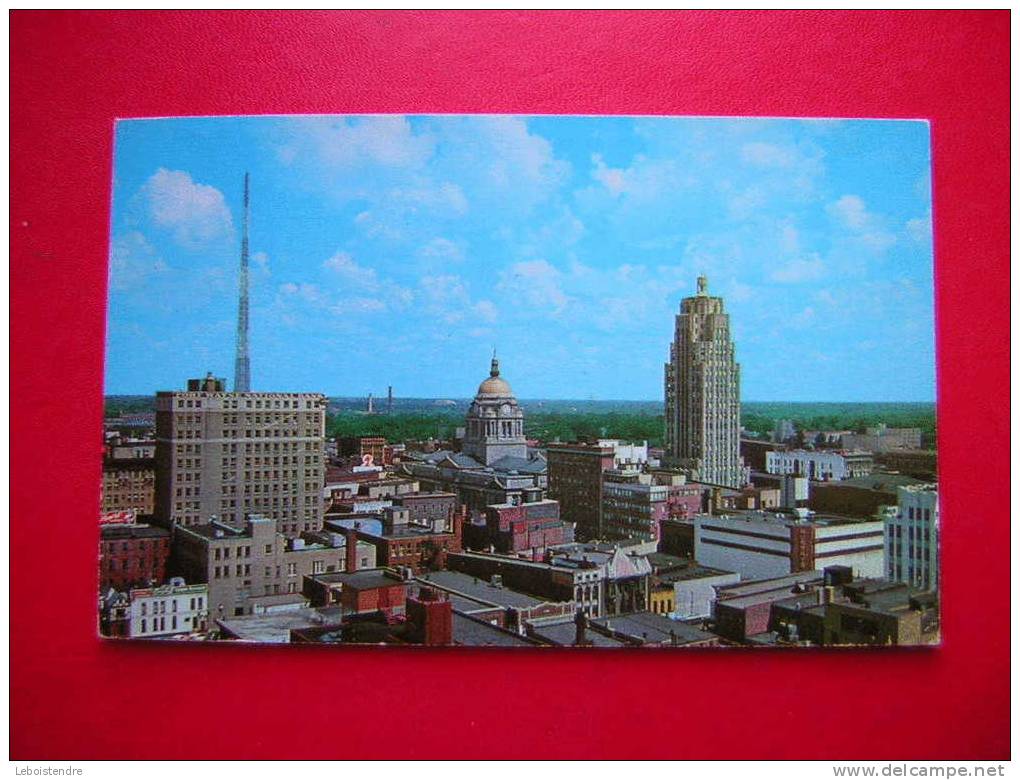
left=99, top=115, right=937, bottom=647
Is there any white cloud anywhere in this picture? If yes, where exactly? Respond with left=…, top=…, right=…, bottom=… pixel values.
left=827, top=194, right=897, bottom=252
left=109, top=231, right=168, bottom=292
left=468, top=116, right=567, bottom=191
left=906, top=216, right=932, bottom=243
left=140, top=168, right=233, bottom=249
left=252, top=251, right=269, bottom=269
left=828, top=194, right=869, bottom=230
left=420, top=274, right=472, bottom=324
left=741, top=142, right=796, bottom=168
left=592, top=154, right=628, bottom=196
left=473, top=299, right=498, bottom=323
left=420, top=237, right=465, bottom=265
left=282, top=116, right=435, bottom=170
left=323, top=251, right=379, bottom=288
left=778, top=220, right=800, bottom=253
left=498, top=259, right=569, bottom=313
left=771, top=254, right=825, bottom=283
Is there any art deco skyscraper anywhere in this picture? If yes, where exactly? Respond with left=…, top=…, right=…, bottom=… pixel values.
left=664, top=276, right=744, bottom=488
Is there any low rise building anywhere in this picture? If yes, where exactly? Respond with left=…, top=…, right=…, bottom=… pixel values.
left=127, top=579, right=209, bottom=638
left=414, top=569, right=575, bottom=632
left=693, top=510, right=885, bottom=581
left=841, top=425, right=924, bottom=453
left=99, top=523, right=170, bottom=591
left=474, top=498, right=572, bottom=558
left=809, top=474, right=925, bottom=518
left=765, top=449, right=873, bottom=481
left=302, top=568, right=408, bottom=615
left=646, top=553, right=740, bottom=620
left=101, top=458, right=156, bottom=515
left=446, top=549, right=604, bottom=618
left=336, top=505, right=464, bottom=574
left=172, top=516, right=375, bottom=621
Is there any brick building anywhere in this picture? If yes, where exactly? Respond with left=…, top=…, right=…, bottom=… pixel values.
left=341, top=505, right=464, bottom=574
left=446, top=550, right=604, bottom=618
left=99, top=523, right=170, bottom=591
left=475, top=498, right=571, bottom=558
left=101, top=458, right=156, bottom=515
left=154, top=374, right=326, bottom=536
left=303, top=569, right=408, bottom=615
left=545, top=443, right=615, bottom=540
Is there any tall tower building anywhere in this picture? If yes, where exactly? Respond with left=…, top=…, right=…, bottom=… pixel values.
left=664, top=276, right=744, bottom=488
left=462, top=354, right=528, bottom=466
left=154, top=374, right=327, bottom=537
left=233, top=173, right=252, bottom=393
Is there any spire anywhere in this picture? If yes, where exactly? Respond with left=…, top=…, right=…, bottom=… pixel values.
left=490, top=348, right=500, bottom=377
left=697, top=275, right=708, bottom=296
left=233, top=173, right=251, bottom=392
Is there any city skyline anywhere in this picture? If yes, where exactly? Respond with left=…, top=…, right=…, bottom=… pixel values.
left=107, top=115, right=935, bottom=402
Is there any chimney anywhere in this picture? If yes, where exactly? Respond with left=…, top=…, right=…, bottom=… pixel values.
left=574, top=608, right=588, bottom=647
left=344, top=527, right=358, bottom=573
left=409, top=586, right=453, bottom=646
left=453, top=504, right=466, bottom=547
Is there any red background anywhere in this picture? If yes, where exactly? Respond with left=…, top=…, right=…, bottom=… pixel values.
left=10, top=11, right=1010, bottom=760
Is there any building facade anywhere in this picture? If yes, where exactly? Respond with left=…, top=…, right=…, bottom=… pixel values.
left=127, top=580, right=209, bottom=638
left=99, top=523, right=170, bottom=591
left=766, top=449, right=873, bottom=481
left=154, top=374, right=326, bottom=536
left=545, top=443, right=616, bottom=541
left=693, top=511, right=885, bottom=581
left=173, top=516, right=375, bottom=620
left=600, top=471, right=670, bottom=543
left=664, top=276, right=744, bottom=488
left=883, top=484, right=938, bottom=591
left=101, top=458, right=156, bottom=515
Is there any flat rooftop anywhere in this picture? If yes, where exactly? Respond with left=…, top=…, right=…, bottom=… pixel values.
left=217, top=606, right=342, bottom=643
left=416, top=570, right=550, bottom=609
left=100, top=524, right=169, bottom=540
left=593, top=611, right=717, bottom=645
left=308, top=569, right=405, bottom=591
left=527, top=618, right=628, bottom=648
left=453, top=613, right=539, bottom=647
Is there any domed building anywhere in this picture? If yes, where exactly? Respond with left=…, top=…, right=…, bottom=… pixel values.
left=462, top=355, right=528, bottom=466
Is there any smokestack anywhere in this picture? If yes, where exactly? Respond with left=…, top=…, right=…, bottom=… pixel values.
left=387, top=385, right=393, bottom=414
left=233, top=172, right=251, bottom=392
left=344, top=527, right=358, bottom=573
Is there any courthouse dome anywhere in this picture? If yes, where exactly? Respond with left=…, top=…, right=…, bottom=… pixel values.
left=476, top=357, right=514, bottom=397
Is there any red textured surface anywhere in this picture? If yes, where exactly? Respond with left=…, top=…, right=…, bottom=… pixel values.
left=10, top=11, right=1010, bottom=760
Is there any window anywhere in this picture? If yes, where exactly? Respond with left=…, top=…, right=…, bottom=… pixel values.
left=312, top=561, right=325, bottom=574
left=264, top=544, right=273, bottom=554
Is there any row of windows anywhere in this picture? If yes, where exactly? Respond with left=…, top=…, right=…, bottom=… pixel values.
left=102, top=540, right=165, bottom=553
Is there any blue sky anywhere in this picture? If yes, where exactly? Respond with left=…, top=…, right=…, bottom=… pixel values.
left=107, top=115, right=934, bottom=401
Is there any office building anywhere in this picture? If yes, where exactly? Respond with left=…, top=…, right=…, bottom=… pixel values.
left=664, top=276, right=744, bottom=488
left=154, top=373, right=327, bottom=536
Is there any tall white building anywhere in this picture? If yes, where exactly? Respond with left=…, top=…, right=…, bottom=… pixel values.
left=664, top=276, right=744, bottom=488
left=882, top=484, right=939, bottom=591
left=154, top=374, right=327, bottom=536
